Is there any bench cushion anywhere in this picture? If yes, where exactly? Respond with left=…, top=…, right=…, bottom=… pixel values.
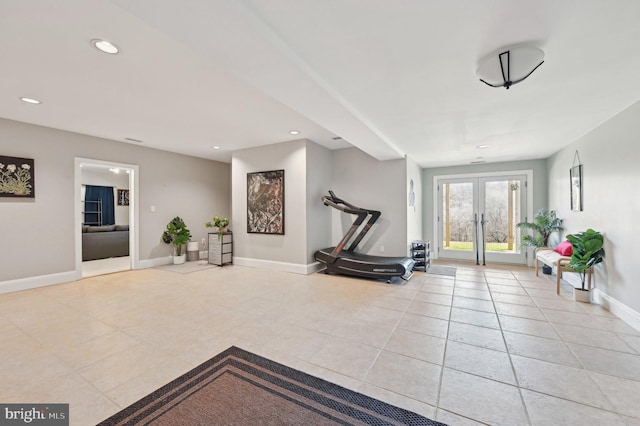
left=536, top=249, right=569, bottom=266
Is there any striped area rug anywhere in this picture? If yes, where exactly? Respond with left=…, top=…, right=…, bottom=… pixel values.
left=98, top=346, right=445, bottom=425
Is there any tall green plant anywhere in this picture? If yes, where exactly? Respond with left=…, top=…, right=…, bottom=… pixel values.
left=566, top=229, right=605, bottom=290
left=162, top=216, right=191, bottom=256
left=516, top=209, right=564, bottom=248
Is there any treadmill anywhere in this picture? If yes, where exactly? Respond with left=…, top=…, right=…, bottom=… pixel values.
left=314, top=191, right=415, bottom=282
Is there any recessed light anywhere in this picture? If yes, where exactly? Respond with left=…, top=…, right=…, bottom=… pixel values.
left=476, top=144, right=489, bottom=149
left=289, top=130, right=300, bottom=135
left=20, top=97, right=41, bottom=104
left=212, top=146, right=221, bottom=150
left=92, top=39, right=119, bottom=54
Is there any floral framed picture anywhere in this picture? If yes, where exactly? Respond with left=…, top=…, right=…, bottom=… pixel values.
left=0, top=156, right=35, bottom=198
left=247, top=169, right=284, bottom=234
left=117, top=189, right=129, bottom=206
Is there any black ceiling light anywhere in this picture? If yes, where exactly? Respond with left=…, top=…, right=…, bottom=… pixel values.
left=476, top=46, right=544, bottom=89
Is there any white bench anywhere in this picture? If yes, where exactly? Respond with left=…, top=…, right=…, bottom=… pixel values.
left=535, top=248, right=592, bottom=294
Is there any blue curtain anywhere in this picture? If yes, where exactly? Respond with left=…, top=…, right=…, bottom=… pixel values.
left=84, top=185, right=115, bottom=225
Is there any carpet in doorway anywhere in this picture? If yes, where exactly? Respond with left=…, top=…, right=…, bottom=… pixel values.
left=98, top=346, right=445, bottom=425
left=154, top=260, right=216, bottom=274
left=426, top=265, right=457, bottom=277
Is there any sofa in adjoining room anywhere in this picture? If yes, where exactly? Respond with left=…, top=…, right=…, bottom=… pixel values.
left=82, top=224, right=129, bottom=261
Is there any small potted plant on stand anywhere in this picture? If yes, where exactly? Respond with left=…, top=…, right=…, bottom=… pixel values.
left=162, top=216, right=192, bottom=264
left=205, top=215, right=230, bottom=239
left=517, top=209, right=564, bottom=274
left=566, top=229, right=605, bottom=303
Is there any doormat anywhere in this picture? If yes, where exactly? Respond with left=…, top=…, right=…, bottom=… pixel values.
left=98, top=346, right=446, bottom=425
left=426, top=266, right=457, bottom=277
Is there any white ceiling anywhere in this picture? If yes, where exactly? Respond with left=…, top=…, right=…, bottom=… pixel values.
left=1, top=0, right=639, bottom=167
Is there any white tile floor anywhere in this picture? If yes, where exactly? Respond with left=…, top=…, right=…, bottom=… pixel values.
left=1, top=262, right=639, bottom=425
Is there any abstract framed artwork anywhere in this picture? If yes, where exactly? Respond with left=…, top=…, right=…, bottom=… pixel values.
left=0, top=155, right=35, bottom=198
left=247, top=169, right=284, bottom=234
left=570, top=164, right=583, bottom=211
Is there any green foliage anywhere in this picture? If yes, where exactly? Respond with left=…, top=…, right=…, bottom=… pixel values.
left=205, top=215, right=229, bottom=230
left=162, top=216, right=191, bottom=256
left=516, top=209, right=564, bottom=248
left=566, top=229, right=605, bottom=290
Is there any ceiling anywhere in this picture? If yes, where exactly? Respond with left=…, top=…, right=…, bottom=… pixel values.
left=1, top=1, right=639, bottom=167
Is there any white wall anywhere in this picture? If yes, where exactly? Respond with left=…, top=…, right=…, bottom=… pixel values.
left=231, top=139, right=309, bottom=268
left=306, top=141, right=333, bottom=262
left=0, top=118, right=230, bottom=283
left=331, top=148, right=408, bottom=256
left=407, top=157, right=422, bottom=246
left=81, top=169, right=130, bottom=225
left=548, top=100, right=640, bottom=315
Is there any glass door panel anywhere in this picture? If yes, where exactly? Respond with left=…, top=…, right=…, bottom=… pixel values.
left=439, top=180, right=477, bottom=260
left=438, top=175, right=527, bottom=264
left=480, top=177, right=526, bottom=264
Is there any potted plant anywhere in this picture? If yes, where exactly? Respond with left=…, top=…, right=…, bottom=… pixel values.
left=566, top=229, right=605, bottom=303
left=516, top=209, right=564, bottom=274
left=205, top=215, right=230, bottom=239
left=162, top=216, right=192, bottom=264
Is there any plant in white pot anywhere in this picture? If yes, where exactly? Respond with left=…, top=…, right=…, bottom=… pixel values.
left=566, top=229, right=605, bottom=303
left=162, top=216, right=192, bottom=264
left=516, top=209, right=564, bottom=274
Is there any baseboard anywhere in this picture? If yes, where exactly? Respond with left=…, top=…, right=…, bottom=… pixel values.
left=233, top=257, right=320, bottom=275
left=0, top=270, right=79, bottom=295
left=137, top=256, right=172, bottom=269
left=593, top=288, right=640, bottom=333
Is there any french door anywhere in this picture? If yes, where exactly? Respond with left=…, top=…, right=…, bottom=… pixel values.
left=437, top=174, right=527, bottom=264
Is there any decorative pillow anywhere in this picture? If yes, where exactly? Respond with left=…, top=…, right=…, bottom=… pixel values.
left=554, top=240, right=573, bottom=256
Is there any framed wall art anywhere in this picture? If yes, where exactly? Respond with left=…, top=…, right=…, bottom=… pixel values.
left=0, top=155, right=35, bottom=198
left=117, top=189, right=130, bottom=206
left=247, top=169, right=284, bottom=234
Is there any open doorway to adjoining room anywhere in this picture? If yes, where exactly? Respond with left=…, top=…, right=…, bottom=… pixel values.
left=74, top=158, right=139, bottom=278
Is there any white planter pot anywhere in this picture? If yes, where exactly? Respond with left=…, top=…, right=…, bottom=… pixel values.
left=574, top=288, right=591, bottom=303
left=173, top=254, right=186, bottom=265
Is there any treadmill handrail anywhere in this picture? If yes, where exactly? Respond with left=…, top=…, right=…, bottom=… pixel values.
left=322, top=191, right=382, bottom=256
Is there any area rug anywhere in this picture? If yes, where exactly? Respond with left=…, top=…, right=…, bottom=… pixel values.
left=426, top=265, right=457, bottom=277
left=154, top=260, right=216, bottom=274
left=98, top=346, right=445, bottom=425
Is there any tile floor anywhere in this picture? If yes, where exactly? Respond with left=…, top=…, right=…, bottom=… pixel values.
left=1, top=262, right=639, bottom=425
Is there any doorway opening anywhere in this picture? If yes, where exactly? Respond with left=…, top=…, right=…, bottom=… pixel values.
left=74, top=158, right=139, bottom=278
left=434, top=170, right=533, bottom=265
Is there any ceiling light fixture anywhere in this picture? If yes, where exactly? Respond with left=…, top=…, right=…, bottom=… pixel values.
left=20, top=97, right=41, bottom=104
left=476, top=144, right=489, bottom=149
left=92, top=39, right=119, bottom=54
left=476, top=46, right=544, bottom=89
left=212, top=146, right=221, bottom=150
left=289, top=130, right=300, bottom=135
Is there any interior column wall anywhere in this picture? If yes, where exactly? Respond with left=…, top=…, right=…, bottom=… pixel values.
left=331, top=148, right=408, bottom=256
left=231, top=140, right=308, bottom=267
